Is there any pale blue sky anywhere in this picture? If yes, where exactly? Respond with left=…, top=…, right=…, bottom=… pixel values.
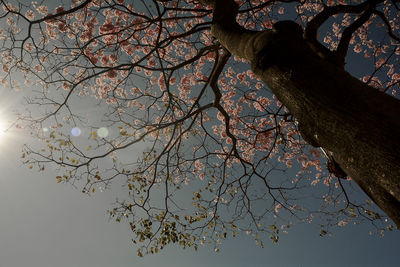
left=0, top=103, right=398, bottom=266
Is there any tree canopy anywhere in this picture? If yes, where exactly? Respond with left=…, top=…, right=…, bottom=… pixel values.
left=0, top=0, right=399, bottom=256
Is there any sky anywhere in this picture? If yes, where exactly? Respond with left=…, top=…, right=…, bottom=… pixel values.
left=0, top=1, right=399, bottom=267
left=0, top=89, right=399, bottom=267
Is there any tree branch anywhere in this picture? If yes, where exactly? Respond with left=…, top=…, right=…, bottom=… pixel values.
left=374, top=10, right=400, bottom=43
left=336, top=2, right=377, bottom=66
left=304, top=0, right=383, bottom=63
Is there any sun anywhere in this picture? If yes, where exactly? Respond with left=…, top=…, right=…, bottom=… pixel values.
left=0, top=119, right=8, bottom=136
left=0, top=89, right=22, bottom=146
left=0, top=115, right=12, bottom=138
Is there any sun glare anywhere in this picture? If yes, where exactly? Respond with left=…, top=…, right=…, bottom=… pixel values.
left=0, top=89, right=22, bottom=148
left=0, top=119, right=7, bottom=136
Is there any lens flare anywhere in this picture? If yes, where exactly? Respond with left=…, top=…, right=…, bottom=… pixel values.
left=97, top=127, right=109, bottom=138
left=70, top=127, right=82, bottom=136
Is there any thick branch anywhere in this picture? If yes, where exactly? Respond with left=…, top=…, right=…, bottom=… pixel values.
left=305, top=0, right=383, bottom=62
left=305, top=0, right=381, bottom=41
left=336, top=1, right=377, bottom=65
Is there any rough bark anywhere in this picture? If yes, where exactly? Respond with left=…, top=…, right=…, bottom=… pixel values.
left=205, top=0, right=400, bottom=227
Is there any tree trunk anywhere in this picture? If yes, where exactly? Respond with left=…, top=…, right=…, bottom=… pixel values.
left=207, top=0, right=400, bottom=227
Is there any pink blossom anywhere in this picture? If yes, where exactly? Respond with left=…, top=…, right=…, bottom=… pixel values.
left=55, top=6, right=64, bottom=14
left=194, top=160, right=204, bottom=171
left=107, top=70, right=118, bottom=79
left=375, top=58, right=386, bottom=68
left=199, top=173, right=205, bottom=180
left=100, top=23, right=115, bottom=34
left=34, top=64, right=43, bottom=72
left=311, top=179, right=320, bottom=186
left=62, top=82, right=70, bottom=90
left=2, top=65, right=9, bottom=73
left=90, top=56, right=99, bottom=65
left=36, top=6, right=48, bottom=16
left=101, top=55, right=109, bottom=66
left=25, top=10, right=35, bottom=20
left=275, top=203, right=282, bottom=213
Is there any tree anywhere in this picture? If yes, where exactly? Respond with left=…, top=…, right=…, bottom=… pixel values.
left=0, top=0, right=399, bottom=256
